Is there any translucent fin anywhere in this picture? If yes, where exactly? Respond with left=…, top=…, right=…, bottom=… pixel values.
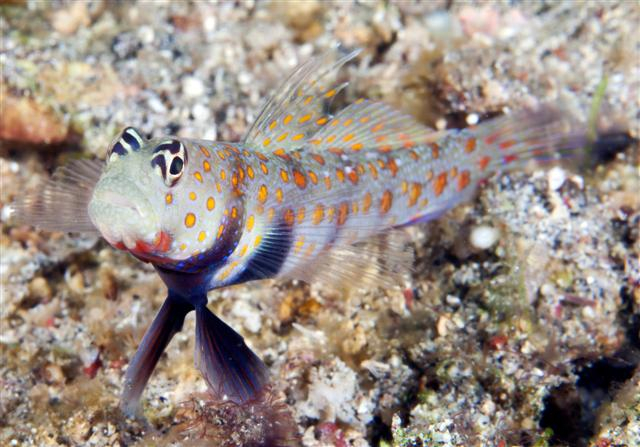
left=307, top=99, right=440, bottom=154
left=298, top=231, right=413, bottom=289
left=472, top=105, right=590, bottom=172
left=9, top=158, right=104, bottom=233
left=267, top=227, right=414, bottom=289
left=195, top=304, right=269, bottom=403
left=121, top=294, right=193, bottom=416
left=243, top=47, right=361, bottom=153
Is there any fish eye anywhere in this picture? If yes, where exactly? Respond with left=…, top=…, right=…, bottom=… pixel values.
left=169, top=157, right=183, bottom=176
left=151, top=139, right=187, bottom=187
left=107, top=127, right=145, bottom=163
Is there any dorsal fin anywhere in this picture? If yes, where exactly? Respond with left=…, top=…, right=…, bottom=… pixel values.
left=243, top=47, right=361, bottom=153
left=305, top=99, right=442, bottom=155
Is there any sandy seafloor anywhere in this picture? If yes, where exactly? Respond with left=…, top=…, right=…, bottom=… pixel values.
left=1, top=1, right=639, bottom=446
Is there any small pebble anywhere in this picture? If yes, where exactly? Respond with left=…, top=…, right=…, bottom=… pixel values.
left=548, top=166, right=567, bottom=191
left=182, top=76, right=205, bottom=98
left=466, top=113, right=479, bottom=125
left=29, top=277, right=52, bottom=301
left=192, top=103, right=211, bottom=122
left=470, top=225, right=499, bottom=250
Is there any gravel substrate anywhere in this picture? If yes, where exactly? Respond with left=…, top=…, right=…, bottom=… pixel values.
left=1, top=1, right=638, bottom=446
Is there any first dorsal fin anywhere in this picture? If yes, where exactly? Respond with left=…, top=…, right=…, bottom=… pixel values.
left=243, top=47, right=361, bottom=153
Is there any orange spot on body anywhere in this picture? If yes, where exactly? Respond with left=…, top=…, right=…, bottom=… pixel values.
left=499, top=139, right=516, bottom=150
left=165, top=193, right=172, bottom=205
left=457, top=170, right=471, bottom=191
left=504, top=154, right=518, bottom=164
left=299, top=114, right=311, bottom=124
left=308, top=171, right=318, bottom=184
left=368, top=162, right=378, bottom=179
left=297, top=207, right=305, bottom=223
left=283, top=209, right=295, bottom=226
left=239, top=244, right=248, bottom=257
left=408, top=150, right=419, bottom=161
left=408, top=182, right=422, bottom=207
left=363, top=192, right=372, bottom=212
left=258, top=185, right=268, bottom=203
left=274, top=148, right=290, bottom=160
left=276, top=132, right=289, bottom=142
left=378, top=145, right=392, bottom=153
left=292, top=133, right=304, bottom=141
left=283, top=115, right=292, bottom=125
left=263, top=137, right=272, bottom=147
left=219, top=170, right=226, bottom=181
left=269, top=120, right=277, bottom=131
left=465, top=137, right=477, bottom=153
left=293, top=169, right=306, bottom=189
left=275, top=188, right=283, bottom=203
left=194, top=172, right=203, bottom=182
left=450, top=166, right=458, bottom=178
left=198, top=231, right=207, bottom=242
left=351, top=142, right=364, bottom=151
left=247, top=165, right=255, bottom=179
left=316, top=117, right=328, bottom=125
left=311, top=154, right=325, bottom=165
left=380, top=190, right=393, bottom=214
left=324, top=176, right=332, bottom=190
left=479, top=156, right=491, bottom=171
left=371, top=123, right=384, bottom=133
left=185, top=213, right=196, bottom=228
left=347, top=170, right=359, bottom=185
left=246, top=214, right=255, bottom=232
left=434, top=172, right=448, bottom=197
left=217, top=224, right=225, bottom=239
left=430, top=143, right=440, bottom=159
left=337, top=202, right=349, bottom=226
left=280, top=169, right=289, bottom=183
left=387, top=158, right=398, bottom=177
left=203, top=160, right=211, bottom=172
left=254, top=235, right=262, bottom=248
left=201, top=146, right=211, bottom=157
left=260, top=162, right=269, bottom=174
left=312, top=204, right=324, bottom=224
left=336, top=168, right=345, bottom=183
left=189, top=191, right=197, bottom=201
left=207, top=197, right=215, bottom=211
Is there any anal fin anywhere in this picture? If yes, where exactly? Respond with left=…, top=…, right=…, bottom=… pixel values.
left=195, top=304, right=269, bottom=403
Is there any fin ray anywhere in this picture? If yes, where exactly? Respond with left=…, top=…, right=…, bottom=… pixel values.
left=243, top=47, right=361, bottom=153
left=121, top=294, right=193, bottom=416
left=10, top=158, right=104, bottom=233
left=195, top=304, right=269, bottom=403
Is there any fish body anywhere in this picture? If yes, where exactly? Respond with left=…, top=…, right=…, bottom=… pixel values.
left=13, top=48, right=595, bottom=414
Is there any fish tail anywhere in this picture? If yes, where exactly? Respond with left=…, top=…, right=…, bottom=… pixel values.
left=120, top=293, right=193, bottom=416
left=194, top=303, right=269, bottom=403
left=468, top=104, right=628, bottom=174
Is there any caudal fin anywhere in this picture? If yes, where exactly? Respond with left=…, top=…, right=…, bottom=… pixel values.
left=195, top=304, right=269, bottom=403
left=470, top=105, right=632, bottom=174
left=120, top=294, right=193, bottom=416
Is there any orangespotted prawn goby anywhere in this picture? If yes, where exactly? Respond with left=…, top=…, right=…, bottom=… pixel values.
left=12, top=48, right=595, bottom=415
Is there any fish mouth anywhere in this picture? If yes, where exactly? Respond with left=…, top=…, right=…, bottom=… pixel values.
left=89, top=184, right=159, bottom=252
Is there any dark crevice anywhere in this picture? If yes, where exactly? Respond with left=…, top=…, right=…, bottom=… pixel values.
left=540, top=353, right=637, bottom=447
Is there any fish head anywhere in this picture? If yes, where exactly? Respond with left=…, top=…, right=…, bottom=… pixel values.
left=89, top=127, right=192, bottom=262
